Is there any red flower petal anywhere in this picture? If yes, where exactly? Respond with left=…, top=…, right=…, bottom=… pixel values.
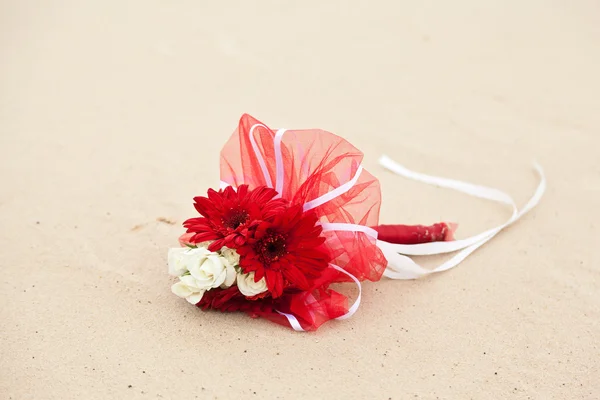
left=183, top=184, right=287, bottom=251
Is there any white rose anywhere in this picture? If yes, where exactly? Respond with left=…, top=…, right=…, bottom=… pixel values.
left=168, top=247, right=191, bottom=276
left=187, top=248, right=236, bottom=289
left=170, top=246, right=236, bottom=283
left=237, top=272, right=268, bottom=297
left=220, top=247, right=240, bottom=266
left=169, top=247, right=237, bottom=304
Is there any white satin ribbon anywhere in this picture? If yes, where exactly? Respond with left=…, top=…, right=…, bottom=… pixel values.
left=320, top=222, right=378, bottom=239
left=331, top=264, right=362, bottom=321
left=274, top=128, right=287, bottom=198
left=248, top=123, right=273, bottom=188
left=276, top=310, right=305, bottom=332
left=378, top=155, right=546, bottom=279
left=303, top=165, right=364, bottom=211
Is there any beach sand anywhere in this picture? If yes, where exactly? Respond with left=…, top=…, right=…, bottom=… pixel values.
left=1, top=1, right=599, bottom=398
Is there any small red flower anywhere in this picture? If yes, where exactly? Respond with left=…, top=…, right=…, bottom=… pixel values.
left=237, top=205, right=331, bottom=298
left=183, top=185, right=287, bottom=251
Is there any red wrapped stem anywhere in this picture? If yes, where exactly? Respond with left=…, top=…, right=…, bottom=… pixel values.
left=372, top=222, right=457, bottom=245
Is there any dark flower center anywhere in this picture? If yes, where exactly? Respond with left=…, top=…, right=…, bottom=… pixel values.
left=222, top=208, right=249, bottom=230
left=255, top=230, right=287, bottom=265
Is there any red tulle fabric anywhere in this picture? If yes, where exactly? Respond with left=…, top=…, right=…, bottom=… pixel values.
left=215, top=114, right=386, bottom=330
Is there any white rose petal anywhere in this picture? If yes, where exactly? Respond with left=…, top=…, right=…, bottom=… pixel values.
left=221, top=259, right=237, bottom=288
left=237, top=272, right=268, bottom=297
left=179, top=274, right=201, bottom=289
left=171, top=279, right=205, bottom=304
left=185, top=293, right=204, bottom=305
left=188, top=253, right=226, bottom=288
left=168, top=247, right=191, bottom=276
left=171, top=281, right=194, bottom=297
left=220, top=247, right=240, bottom=266
left=182, top=246, right=212, bottom=271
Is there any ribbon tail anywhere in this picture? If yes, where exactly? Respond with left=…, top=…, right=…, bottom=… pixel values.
left=379, top=157, right=546, bottom=279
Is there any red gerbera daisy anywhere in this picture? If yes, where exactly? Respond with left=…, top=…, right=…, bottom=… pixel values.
left=183, top=185, right=287, bottom=251
left=237, top=205, right=331, bottom=298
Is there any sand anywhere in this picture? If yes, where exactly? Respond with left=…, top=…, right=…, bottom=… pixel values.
left=1, top=1, right=599, bottom=399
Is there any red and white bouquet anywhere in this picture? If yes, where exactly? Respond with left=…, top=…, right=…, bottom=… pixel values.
left=168, top=114, right=545, bottom=331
